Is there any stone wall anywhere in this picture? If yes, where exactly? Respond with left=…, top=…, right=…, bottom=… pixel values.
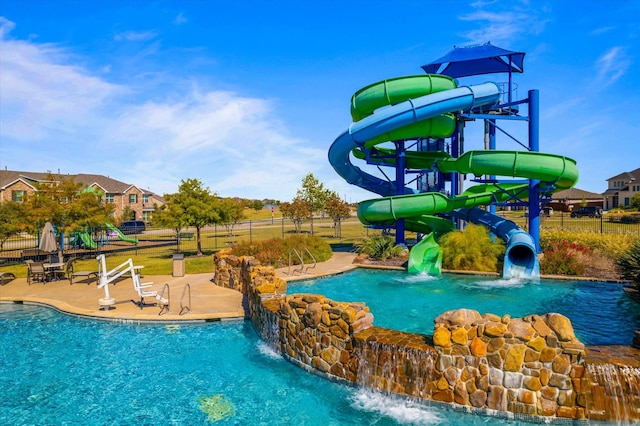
left=431, top=309, right=587, bottom=418
left=213, top=251, right=640, bottom=422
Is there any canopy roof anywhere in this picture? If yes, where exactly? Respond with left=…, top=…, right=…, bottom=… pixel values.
left=421, top=42, right=525, bottom=78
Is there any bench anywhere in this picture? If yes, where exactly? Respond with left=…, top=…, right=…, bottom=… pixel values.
left=178, top=232, right=194, bottom=240
left=0, top=272, right=16, bottom=285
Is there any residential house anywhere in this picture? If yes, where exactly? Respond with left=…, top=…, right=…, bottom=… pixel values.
left=0, top=170, right=165, bottom=223
left=602, top=167, right=640, bottom=210
left=548, top=188, right=604, bottom=212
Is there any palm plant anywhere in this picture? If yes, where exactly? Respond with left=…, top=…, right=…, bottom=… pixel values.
left=617, top=240, right=640, bottom=285
left=356, top=234, right=406, bottom=260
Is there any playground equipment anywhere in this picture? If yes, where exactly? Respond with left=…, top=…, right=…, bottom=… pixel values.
left=329, top=43, right=578, bottom=279
left=74, top=223, right=137, bottom=250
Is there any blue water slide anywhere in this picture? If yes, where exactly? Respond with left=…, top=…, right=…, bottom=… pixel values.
left=450, top=208, right=539, bottom=279
left=329, top=83, right=501, bottom=198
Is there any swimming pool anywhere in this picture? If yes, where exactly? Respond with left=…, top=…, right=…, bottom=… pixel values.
left=288, top=269, right=639, bottom=346
left=1, top=303, right=548, bottom=425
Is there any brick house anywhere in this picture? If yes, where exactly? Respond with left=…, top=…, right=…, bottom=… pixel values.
left=548, top=187, right=604, bottom=213
left=602, top=167, right=640, bottom=210
left=0, top=170, right=165, bottom=224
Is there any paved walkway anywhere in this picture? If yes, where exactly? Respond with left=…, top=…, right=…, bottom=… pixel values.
left=0, top=252, right=358, bottom=323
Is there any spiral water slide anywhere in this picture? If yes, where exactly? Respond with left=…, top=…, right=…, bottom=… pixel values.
left=329, top=75, right=578, bottom=278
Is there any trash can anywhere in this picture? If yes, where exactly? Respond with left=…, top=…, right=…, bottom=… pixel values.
left=172, top=253, right=185, bottom=277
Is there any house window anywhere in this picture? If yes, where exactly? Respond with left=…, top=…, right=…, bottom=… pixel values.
left=11, top=190, right=26, bottom=202
left=624, top=197, right=630, bottom=207
left=129, top=194, right=138, bottom=204
left=143, top=194, right=149, bottom=204
left=105, top=193, right=115, bottom=203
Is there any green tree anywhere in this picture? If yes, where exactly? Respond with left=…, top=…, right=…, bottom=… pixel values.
left=152, top=197, right=186, bottom=239
left=296, top=173, right=331, bottom=215
left=324, top=192, right=351, bottom=238
left=0, top=201, right=28, bottom=250
left=26, top=174, right=114, bottom=260
left=280, top=197, right=312, bottom=234
left=247, top=199, right=264, bottom=214
left=120, top=206, right=135, bottom=222
left=218, top=198, right=245, bottom=236
left=631, top=193, right=640, bottom=210
left=161, top=179, right=220, bottom=256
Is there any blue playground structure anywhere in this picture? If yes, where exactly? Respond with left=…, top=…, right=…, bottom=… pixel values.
left=329, top=42, right=578, bottom=279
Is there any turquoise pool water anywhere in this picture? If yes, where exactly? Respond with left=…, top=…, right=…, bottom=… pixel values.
left=289, top=269, right=639, bottom=346
left=0, top=304, right=550, bottom=425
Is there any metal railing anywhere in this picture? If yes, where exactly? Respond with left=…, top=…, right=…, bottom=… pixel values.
left=180, top=283, right=192, bottom=315
left=287, top=249, right=305, bottom=275
left=302, top=247, right=317, bottom=273
left=157, top=283, right=170, bottom=315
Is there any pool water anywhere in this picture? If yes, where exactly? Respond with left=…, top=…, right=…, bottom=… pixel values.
left=0, top=304, right=550, bottom=425
left=289, top=269, right=639, bottom=346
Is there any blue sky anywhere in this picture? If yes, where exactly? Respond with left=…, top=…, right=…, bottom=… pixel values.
left=1, top=0, right=638, bottom=202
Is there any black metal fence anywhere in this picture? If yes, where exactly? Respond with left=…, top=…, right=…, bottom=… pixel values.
left=2, top=214, right=638, bottom=266
left=0, top=217, right=368, bottom=265
left=503, top=212, right=640, bottom=235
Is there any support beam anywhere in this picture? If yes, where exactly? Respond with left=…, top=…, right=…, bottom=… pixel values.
left=527, top=90, right=541, bottom=252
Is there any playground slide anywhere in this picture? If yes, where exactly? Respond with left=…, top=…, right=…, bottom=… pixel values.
left=105, top=222, right=138, bottom=245
left=329, top=78, right=578, bottom=278
left=78, top=231, right=97, bottom=250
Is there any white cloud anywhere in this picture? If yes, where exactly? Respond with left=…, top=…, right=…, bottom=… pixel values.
left=459, top=4, right=549, bottom=44
left=594, top=46, right=628, bottom=87
left=0, top=23, right=329, bottom=201
left=175, top=13, right=187, bottom=25
left=114, top=30, right=158, bottom=42
left=0, top=25, right=126, bottom=141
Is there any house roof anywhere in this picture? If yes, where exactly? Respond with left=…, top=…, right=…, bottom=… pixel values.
left=551, top=188, right=603, bottom=201
left=606, top=167, right=640, bottom=182
left=0, top=170, right=161, bottom=197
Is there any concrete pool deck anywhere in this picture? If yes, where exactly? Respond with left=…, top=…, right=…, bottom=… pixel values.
left=0, top=252, right=359, bottom=323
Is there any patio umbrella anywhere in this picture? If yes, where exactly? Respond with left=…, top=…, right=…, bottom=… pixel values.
left=39, top=222, right=57, bottom=253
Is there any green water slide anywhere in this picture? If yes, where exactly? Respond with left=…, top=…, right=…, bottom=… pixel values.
left=357, top=151, right=577, bottom=274
left=333, top=75, right=578, bottom=275
left=105, top=222, right=138, bottom=245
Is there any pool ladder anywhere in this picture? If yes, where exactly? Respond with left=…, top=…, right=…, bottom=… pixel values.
left=180, top=283, right=192, bottom=315
left=287, top=248, right=316, bottom=275
left=157, top=283, right=170, bottom=315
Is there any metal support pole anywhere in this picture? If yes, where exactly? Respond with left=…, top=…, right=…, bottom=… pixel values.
left=451, top=127, right=460, bottom=197
left=395, top=140, right=406, bottom=247
left=527, top=89, right=541, bottom=252
left=489, top=118, right=497, bottom=216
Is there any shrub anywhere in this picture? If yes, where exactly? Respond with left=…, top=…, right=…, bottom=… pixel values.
left=356, top=234, right=407, bottom=260
left=540, top=240, right=589, bottom=276
left=230, top=234, right=332, bottom=268
left=617, top=240, right=640, bottom=285
left=439, top=224, right=504, bottom=272
left=541, top=229, right=638, bottom=259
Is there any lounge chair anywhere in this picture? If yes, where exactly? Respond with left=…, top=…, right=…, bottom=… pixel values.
left=0, top=272, right=16, bottom=285
left=27, top=261, right=51, bottom=285
left=69, top=259, right=99, bottom=285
